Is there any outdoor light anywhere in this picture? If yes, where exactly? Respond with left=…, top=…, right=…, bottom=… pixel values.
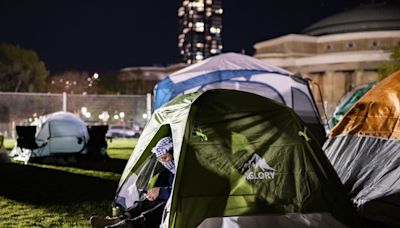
left=84, top=112, right=91, bottom=118
left=93, top=72, right=99, bottom=79
left=119, top=112, right=125, bottom=118
left=99, top=111, right=110, bottom=122
left=81, top=107, right=87, bottom=114
left=142, top=113, right=148, bottom=119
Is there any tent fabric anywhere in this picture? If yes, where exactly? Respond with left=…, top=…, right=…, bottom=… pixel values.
left=35, top=111, right=89, bottom=155
left=10, top=111, right=89, bottom=162
left=324, top=136, right=400, bottom=227
left=324, top=135, right=400, bottom=206
left=323, top=71, right=400, bottom=227
left=116, top=89, right=359, bottom=228
left=328, top=81, right=376, bottom=129
left=329, top=71, right=400, bottom=140
left=153, top=53, right=326, bottom=145
left=197, top=213, right=347, bottom=228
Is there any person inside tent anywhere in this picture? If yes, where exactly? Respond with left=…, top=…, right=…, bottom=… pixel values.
left=90, top=136, right=175, bottom=228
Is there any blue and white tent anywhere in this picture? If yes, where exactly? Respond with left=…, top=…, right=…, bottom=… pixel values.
left=154, top=53, right=326, bottom=144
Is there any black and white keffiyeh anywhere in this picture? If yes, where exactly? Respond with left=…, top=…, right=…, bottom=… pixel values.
left=151, top=136, right=173, bottom=157
left=151, top=136, right=175, bottom=174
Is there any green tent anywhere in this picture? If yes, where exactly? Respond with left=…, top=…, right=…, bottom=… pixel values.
left=115, top=89, right=359, bottom=228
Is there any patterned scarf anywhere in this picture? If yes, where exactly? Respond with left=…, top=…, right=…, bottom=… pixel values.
left=152, top=136, right=175, bottom=174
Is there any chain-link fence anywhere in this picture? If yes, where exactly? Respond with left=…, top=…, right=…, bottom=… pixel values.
left=0, top=92, right=149, bottom=138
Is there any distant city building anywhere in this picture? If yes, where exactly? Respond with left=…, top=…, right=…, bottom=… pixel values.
left=253, top=2, right=400, bottom=116
left=119, top=63, right=187, bottom=94
left=178, top=0, right=223, bottom=64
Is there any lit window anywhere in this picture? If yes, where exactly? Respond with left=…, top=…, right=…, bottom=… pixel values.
left=218, top=45, right=223, bottom=50
left=206, top=0, right=212, bottom=4
left=183, top=1, right=189, bottom=6
left=195, top=22, right=204, bottom=32
left=215, top=8, right=223, bottom=14
left=188, top=22, right=193, bottom=28
left=195, top=54, right=204, bottom=60
left=178, top=7, right=185, bottom=17
left=206, top=36, right=212, bottom=41
left=206, top=11, right=212, bottom=17
left=189, top=2, right=202, bottom=8
left=210, top=26, right=221, bottom=34
left=196, top=42, right=204, bottom=48
left=192, top=2, right=204, bottom=11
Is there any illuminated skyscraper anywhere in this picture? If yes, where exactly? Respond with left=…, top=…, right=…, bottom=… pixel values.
left=178, top=0, right=223, bottom=64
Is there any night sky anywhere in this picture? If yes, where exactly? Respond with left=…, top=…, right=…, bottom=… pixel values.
left=0, top=0, right=383, bottom=74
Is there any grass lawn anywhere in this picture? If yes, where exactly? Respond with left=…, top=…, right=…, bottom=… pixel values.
left=0, top=138, right=137, bottom=228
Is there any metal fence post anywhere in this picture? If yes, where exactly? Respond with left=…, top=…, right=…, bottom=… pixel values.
left=63, top=92, right=67, bottom=112
left=146, top=93, right=152, bottom=123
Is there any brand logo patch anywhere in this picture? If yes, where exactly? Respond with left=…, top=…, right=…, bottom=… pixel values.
left=241, top=154, right=276, bottom=180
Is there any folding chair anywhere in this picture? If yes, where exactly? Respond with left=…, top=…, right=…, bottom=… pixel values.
left=15, top=126, right=46, bottom=158
left=87, top=125, right=109, bottom=158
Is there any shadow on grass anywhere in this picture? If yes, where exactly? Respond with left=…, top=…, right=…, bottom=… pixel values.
left=0, top=163, right=119, bottom=205
left=28, top=156, right=128, bottom=174
left=71, top=158, right=128, bottom=173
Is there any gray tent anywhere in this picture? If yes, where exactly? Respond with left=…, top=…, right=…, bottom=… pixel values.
left=11, top=111, right=89, bottom=163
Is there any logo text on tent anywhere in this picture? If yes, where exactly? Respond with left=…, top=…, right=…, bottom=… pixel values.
left=241, top=154, right=276, bottom=180
left=298, top=127, right=311, bottom=142
left=193, top=128, right=208, bottom=141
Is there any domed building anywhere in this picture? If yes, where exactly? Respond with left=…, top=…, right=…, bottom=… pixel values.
left=253, top=2, right=400, bottom=117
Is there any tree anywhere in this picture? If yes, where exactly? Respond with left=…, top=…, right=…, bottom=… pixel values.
left=0, top=43, right=48, bottom=92
left=378, top=45, right=400, bottom=80
left=47, top=71, right=99, bottom=94
left=97, top=71, right=125, bottom=94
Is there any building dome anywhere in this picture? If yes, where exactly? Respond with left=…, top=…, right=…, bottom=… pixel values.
left=303, top=2, right=400, bottom=36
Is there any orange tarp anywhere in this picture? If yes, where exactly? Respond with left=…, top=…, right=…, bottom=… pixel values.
left=330, top=71, right=400, bottom=140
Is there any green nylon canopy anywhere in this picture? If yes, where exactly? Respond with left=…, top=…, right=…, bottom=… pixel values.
left=116, top=89, right=359, bottom=228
